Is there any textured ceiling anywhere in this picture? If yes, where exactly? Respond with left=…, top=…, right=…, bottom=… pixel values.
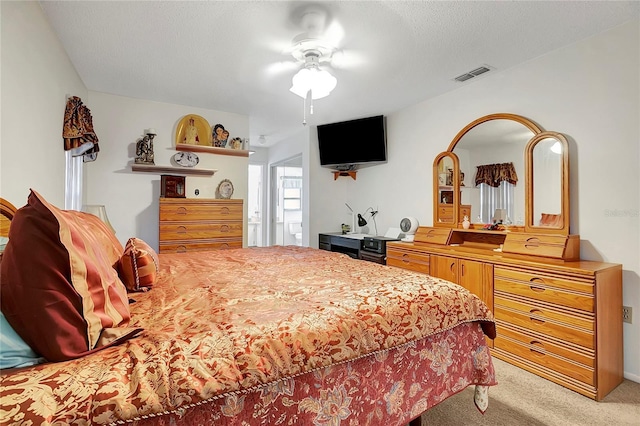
left=39, top=1, right=639, bottom=146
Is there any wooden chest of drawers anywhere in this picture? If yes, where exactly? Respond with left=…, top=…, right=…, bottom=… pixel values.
left=491, top=264, right=621, bottom=400
left=159, top=198, right=243, bottom=253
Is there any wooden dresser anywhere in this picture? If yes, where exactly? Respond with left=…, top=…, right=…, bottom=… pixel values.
left=158, top=198, right=243, bottom=253
left=387, top=227, right=623, bottom=401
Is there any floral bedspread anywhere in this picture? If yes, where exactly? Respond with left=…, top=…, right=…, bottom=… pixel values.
left=1, top=246, right=495, bottom=425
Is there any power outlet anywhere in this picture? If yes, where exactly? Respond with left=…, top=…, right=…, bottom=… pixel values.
left=623, top=306, right=632, bottom=324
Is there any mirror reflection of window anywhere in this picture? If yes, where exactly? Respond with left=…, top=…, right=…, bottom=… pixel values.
left=453, top=119, right=535, bottom=224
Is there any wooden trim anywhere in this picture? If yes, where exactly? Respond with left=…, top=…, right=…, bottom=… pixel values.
left=175, top=144, right=249, bottom=157
left=132, top=164, right=217, bottom=176
left=0, top=197, right=18, bottom=238
left=446, top=113, right=543, bottom=152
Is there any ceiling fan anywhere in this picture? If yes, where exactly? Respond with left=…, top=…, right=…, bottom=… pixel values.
left=267, top=4, right=363, bottom=100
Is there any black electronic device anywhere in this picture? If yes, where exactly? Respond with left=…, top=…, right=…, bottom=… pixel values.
left=317, top=115, right=387, bottom=170
left=363, top=236, right=400, bottom=254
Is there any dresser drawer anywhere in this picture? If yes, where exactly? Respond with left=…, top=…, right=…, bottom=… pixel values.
left=494, top=303, right=594, bottom=349
left=160, top=222, right=242, bottom=240
left=160, top=202, right=243, bottom=221
left=413, top=227, right=451, bottom=245
left=494, top=324, right=595, bottom=385
left=386, top=247, right=430, bottom=274
left=495, top=322, right=594, bottom=368
left=503, top=233, right=580, bottom=260
left=494, top=267, right=594, bottom=312
left=495, top=295, right=593, bottom=331
left=159, top=238, right=242, bottom=253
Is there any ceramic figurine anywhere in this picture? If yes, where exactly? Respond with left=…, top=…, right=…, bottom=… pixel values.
left=462, top=215, right=471, bottom=229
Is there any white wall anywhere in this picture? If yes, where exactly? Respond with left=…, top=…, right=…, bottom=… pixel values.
left=311, top=19, right=639, bottom=381
left=86, top=92, right=249, bottom=248
left=0, top=1, right=87, bottom=206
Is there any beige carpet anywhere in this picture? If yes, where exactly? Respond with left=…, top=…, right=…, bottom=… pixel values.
left=420, top=358, right=640, bottom=425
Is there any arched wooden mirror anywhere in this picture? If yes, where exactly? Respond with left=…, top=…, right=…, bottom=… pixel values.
left=436, top=113, right=543, bottom=228
left=525, top=131, right=570, bottom=235
left=433, top=152, right=460, bottom=227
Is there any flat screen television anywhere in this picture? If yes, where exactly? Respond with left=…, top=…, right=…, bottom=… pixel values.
left=317, top=115, right=387, bottom=170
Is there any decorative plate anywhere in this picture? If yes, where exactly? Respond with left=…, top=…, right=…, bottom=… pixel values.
left=175, top=114, right=212, bottom=147
left=216, top=179, right=234, bottom=199
left=173, top=151, right=199, bottom=167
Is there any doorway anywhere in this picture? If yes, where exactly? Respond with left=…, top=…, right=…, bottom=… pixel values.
left=247, top=164, right=264, bottom=247
left=271, top=155, right=303, bottom=246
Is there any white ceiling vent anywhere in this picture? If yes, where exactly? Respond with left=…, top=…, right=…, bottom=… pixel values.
left=454, top=65, right=493, bottom=82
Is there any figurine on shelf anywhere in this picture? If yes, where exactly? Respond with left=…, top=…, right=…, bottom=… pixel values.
left=184, top=118, right=199, bottom=145
left=462, top=215, right=471, bottom=229
left=135, top=129, right=156, bottom=165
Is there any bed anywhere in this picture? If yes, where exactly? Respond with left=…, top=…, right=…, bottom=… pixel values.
left=0, top=192, right=496, bottom=425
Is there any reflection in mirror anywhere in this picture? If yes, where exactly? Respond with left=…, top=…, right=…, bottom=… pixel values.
left=532, top=137, right=563, bottom=228
left=452, top=119, right=536, bottom=225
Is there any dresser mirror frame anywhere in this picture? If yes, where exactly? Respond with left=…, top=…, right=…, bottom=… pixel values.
left=525, top=131, right=570, bottom=235
left=434, top=113, right=570, bottom=235
left=432, top=151, right=461, bottom=227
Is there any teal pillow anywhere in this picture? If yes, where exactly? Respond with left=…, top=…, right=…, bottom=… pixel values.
left=0, top=311, right=45, bottom=369
left=0, top=236, right=8, bottom=252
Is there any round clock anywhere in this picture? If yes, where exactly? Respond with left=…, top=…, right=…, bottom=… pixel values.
left=216, top=179, right=234, bottom=199
left=400, top=217, right=419, bottom=241
left=173, top=151, right=199, bottom=167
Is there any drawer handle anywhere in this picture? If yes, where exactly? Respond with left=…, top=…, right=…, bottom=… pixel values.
left=220, top=243, right=230, bottom=249
left=177, top=226, right=187, bottom=234
left=220, top=225, right=230, bottom=233
left=524, top=238, right=541, bottom=249
left=529, top=309, right=546, bottom=325
left=450, top=262, right=456, bottom=273
left=402, top=253, right=410, bottom=263
left=426, top=230, right=436, bottom=238
left=529, top=340, right=546, bottom=356
left=529, top=278, right=546, bottom=293
left=177, top=245, right=187, bottom=253
left=221, top=207, right=230, bottom=215
left=176, top=207, right=187, bottom=215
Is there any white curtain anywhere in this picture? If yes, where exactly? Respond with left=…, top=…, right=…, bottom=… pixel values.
left=478, top=181, right=515, bottom=224
left=64, top=151, right=83, bottom=210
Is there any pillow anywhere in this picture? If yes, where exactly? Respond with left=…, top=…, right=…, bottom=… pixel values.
left=0, top=190, right=141, bottom=362
left=0, top=236, right=8, bottom=252
left=0, top=311, right=45, bottom=369
left=117, top=237, right=159, bottom=292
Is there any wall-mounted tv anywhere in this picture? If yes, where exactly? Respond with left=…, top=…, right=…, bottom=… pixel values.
left=317, top=115, right=387, bottom=171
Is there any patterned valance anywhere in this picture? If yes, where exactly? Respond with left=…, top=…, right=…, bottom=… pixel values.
left=475, top=162, right=518, bottom=188
left=63, top=96, right=99, bottom=162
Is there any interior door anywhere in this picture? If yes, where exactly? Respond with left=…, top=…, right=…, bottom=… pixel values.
left=270, top=155, right=303, bottom=246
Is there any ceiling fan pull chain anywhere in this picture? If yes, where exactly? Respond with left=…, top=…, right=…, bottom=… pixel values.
left=302, top=94, right=307, bottom=126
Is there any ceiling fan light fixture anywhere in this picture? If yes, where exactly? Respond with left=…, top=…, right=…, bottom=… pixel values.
left=290, top=66, right=337, bottom=100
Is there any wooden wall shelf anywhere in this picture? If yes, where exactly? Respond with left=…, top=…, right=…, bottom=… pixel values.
left=131, top=164, right=217, bottom=176
left=176, top=144, right=249, bottom=157
left=333, top=171, right=357, bottom=180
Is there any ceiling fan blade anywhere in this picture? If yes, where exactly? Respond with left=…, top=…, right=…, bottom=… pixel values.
left=330, top=48, right=367, bottom=70
left=264, top=60, right=299, bottom=78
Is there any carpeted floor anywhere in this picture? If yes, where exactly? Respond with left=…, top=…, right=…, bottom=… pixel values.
left=420, top=358, right=640, bottom=425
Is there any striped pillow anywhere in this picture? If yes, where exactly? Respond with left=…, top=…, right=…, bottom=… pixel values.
left=118, top=238, right=159, bottom=292
left=0, top=190, right=141, bottom=362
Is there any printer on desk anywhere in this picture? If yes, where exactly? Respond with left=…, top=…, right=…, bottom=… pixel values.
left=362, top=236, right=401, bottom=254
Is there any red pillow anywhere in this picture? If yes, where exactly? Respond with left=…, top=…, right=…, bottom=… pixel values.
left=0, top=190, right=141, bottom=362
left=118, top=237, right=159, bottom=292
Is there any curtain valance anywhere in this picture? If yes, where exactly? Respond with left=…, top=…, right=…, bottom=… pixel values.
left=475, top=162, right=518, bottom=188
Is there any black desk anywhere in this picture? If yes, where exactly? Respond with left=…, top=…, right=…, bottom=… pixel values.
left=318, top=233, right=386, bottom=264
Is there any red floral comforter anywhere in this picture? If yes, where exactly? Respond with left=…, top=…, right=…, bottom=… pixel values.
left=1, top=246, right=495, bottom=425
